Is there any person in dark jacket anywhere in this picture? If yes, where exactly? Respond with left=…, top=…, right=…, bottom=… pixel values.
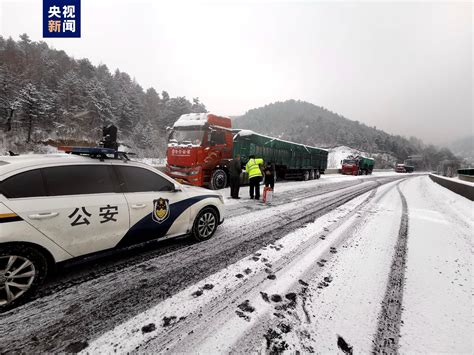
left=229, top=154, right=242, bottom=199
left=263, top=162, right=275, bottom=190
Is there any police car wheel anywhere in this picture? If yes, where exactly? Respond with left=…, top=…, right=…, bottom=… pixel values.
left=0, top=245, right=48, bottom=311
left=192, top=208, right=218, bottom=242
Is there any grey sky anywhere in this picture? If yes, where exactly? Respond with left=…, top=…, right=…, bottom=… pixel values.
left=1, top=0, right=472, bottom=144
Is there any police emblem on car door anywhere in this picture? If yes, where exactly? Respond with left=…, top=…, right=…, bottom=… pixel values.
left=152, top=198, right=169, bottom=223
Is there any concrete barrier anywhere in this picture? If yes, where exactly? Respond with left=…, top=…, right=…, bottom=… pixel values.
left=324, top=168, right=393, bottom=175
left=325, top=168, right=340, bottom=174
left=429, top=174, right=474, bottom=201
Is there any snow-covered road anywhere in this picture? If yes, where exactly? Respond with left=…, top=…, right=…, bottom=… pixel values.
left=0, top=173, right=471, bottom=354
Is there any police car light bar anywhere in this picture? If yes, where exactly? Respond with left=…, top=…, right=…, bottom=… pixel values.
left=58, top=146, right=117, bottom=155
left=58, top=146, right=132, bottom=161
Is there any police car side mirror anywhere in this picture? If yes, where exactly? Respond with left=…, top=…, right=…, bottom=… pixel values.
left=173, top=183, right=182, bottom=192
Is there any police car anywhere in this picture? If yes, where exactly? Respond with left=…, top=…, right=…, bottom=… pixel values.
left=0, top=147, right=224, bottom=310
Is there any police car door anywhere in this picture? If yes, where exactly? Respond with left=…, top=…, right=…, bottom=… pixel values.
left=113, top=165, right=191, bottom=248
left=2, top=164, right=130, bottom=257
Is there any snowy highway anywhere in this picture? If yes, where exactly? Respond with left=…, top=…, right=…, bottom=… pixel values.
left=0, top=173, right=471, bottom=353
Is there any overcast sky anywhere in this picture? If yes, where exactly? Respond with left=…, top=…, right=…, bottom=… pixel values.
left=1, top=0, right=472, bottom=144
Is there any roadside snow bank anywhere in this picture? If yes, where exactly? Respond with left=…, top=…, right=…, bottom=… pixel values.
left=399, top=176, right=472, bottom=353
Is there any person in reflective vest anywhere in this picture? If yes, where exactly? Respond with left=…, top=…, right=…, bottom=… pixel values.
left=245, top=155, right=264, bottom=200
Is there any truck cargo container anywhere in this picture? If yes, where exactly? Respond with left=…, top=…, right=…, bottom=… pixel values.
left=166, top=113, right=328, bottom=189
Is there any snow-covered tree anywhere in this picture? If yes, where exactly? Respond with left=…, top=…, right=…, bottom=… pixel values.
left=57, top=71, right=85, bottom=111
left=191, top=97, right=207, bottom=113
left=85, top=78, right=113, bottom=126
left=0, top=65, right=21, bottom=131
left=17, top=82, right=52, bottom=142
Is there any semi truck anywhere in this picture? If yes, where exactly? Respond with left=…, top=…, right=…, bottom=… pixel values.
left=340, top=155, right=374, bottom=175
left=395, top=163, right=414, bottom=173
left=166, top=113, right=328, bottom=189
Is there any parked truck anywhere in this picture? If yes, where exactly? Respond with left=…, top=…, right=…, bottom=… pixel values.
left=340, top=155, right=374, bottom=175
left=166, top=113, right=328, bottom=189
left=395, top=163, right=414, bottom=173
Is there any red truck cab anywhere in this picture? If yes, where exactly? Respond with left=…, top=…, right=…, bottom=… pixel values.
left=341, top=159, right=358, bottom=175
left=166, top=113, right=234, bottom=189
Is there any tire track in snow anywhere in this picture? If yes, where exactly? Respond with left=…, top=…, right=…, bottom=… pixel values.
left=372, top=183, right=408, bottom=353
left=83, top=189, right=378, bottom=353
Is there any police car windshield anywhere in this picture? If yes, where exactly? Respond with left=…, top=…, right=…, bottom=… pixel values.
left=170, top=129, right=205, bottom=146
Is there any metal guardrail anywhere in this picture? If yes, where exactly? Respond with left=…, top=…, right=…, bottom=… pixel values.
left=429, top=174, right=474, bottom=201
left=458, top=174, right=474, bottom=183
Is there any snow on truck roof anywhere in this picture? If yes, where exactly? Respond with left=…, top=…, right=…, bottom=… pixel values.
left=234, top=129, right=329, bottom=152
left=172, top=113, right=328, bottom=152
left=173, top=113, right=208, bottom=127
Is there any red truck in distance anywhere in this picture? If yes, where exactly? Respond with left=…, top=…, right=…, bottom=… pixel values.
left=340, top=155, right=375, bottom=175
left=395, top=163, right=414, bottom=173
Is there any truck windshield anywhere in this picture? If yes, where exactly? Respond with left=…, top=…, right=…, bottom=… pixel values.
left=170, top=129, right=205, bottom=146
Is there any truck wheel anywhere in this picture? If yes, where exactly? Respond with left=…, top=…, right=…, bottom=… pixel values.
left=316, top=170, right=321, bottom=179
left=210, top=169, right=227, bottom=190
left=191, top=207, right=218, bottom=242
left=309, top=169, right=315, bottom=180
left=0, top=244, right=48, bottom=311
left=303, top=170, right=310, bottom=181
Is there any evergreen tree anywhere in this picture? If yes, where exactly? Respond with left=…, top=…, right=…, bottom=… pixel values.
left=17, top=83, right=51, bottom=142
left=85, top=78, right=113, bottom=126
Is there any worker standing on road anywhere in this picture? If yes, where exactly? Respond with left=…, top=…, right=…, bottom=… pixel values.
left=246, top=155, right=264, bottom=200
left=264, top=161, right=275, bottom=191
left=229, top=154, right=242, bottom=199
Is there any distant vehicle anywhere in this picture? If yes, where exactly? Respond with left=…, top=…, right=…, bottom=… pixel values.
left=166, top=113, right=328, bottom=189
left=395, top=163, right=414, bottom=173
left=0, top=147, right=224, bottom=310
left=340, top=155, right=374, bottom=175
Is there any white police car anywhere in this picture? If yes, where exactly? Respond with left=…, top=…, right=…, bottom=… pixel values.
left=0, top=147, right=224, bottom=310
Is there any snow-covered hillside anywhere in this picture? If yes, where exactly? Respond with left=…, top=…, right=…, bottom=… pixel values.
left=327, top=146, right=363, bottom=169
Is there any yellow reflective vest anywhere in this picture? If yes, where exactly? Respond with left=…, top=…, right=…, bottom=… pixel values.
left=245, top=158, right=264, bottom=178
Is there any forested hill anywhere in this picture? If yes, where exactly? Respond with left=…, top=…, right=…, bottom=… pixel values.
left=0, top=34, right=206, bottom=156
left=0, top=35, right=459, bottom=169
left=235, top=100, right=458, bottom=169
